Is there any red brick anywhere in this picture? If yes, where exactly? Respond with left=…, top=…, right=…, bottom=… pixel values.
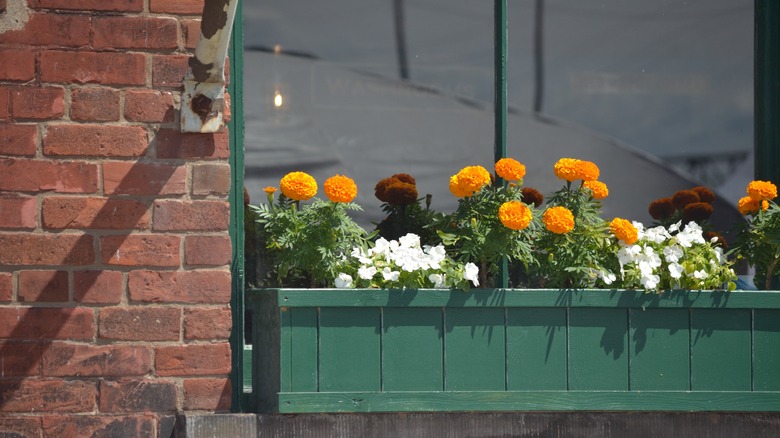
left=41, top=51, right=146, bottom=86
left=183, top=378, right=231, bottom=410
left=0, top=88, right=9, bottom=120
left=71, top=88, right=120, bottom=122
left=0, top=13, right=90, bottom=47
left=124, top=89, right=176, bottom=123
left=155, top=128, right=229, bottom=159
left=10, top=86, right=65, bottom=120
left=0, top=417, right=41, bottom=438
left=44, top=124, right=147, bottom=158
left=0, top=195, right=37, bottom=229
left=0, top=272, right=11, bottom=301
left=152, top=54, right=190, bottom=88
left=182, top=18, right=201, bottom=49
left=0, top=380, right=96, bottom=413
left=155, top=343, right=231, bottom=377
left=184, top=306, right=231, bottom=340
left=0, top=158, right=98, bottom=193
left=100, top=234, right=181, bottom=267
left=99, top=379, right=177, bottom=413
left=73, top=270, right=123, bottom=304
left=150, top=0, right=203, bottom=14
left=0, top=233, right=95, bottom=266
left=93, top=16, right=178, bottom=51
left=185, top=235, right=231, bottom=267
left=0, top=342, right=43, bottom=376
left=99, top=306, right=180, bottom=341
left=0, top=124, right=37, bottom=156
left=43, top=197, right=150, bottom=230
left=0, top=48, right=36, bottom=81
left=0, top=307, right=95, bottom=340
left=192, top=163, right=231, bottom=196
left=18, top=270, right=69, bottom=302
left=30, top=0, right=143, bottom=12
left=42, top=343, right=152, bottom=377
left=103, top=161, right=186, bottom=195
left=128, top=270, right=231, bottom=304
left=153, top=200, right=229, bottom=231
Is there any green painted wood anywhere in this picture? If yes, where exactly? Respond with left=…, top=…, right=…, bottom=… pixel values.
left=568, top=308, right=628, bottom=390
left=494, top=0, right=509, bottom=289
left=690, top=309, right=752, bottom=391
left=277, top=391, right=780, bottom=413
left=754, top=309, right=780, bottom=390
left=318, top=308, right=381, bottom=392
left=444, top=308, right=505, bottom=391
left=755, top=0, right=780, bottom=184
left=629, top=309, right=690, bottom=390
left=249, top=291, right=280, bottom=413
left=506, top=308, right=567, bottom=390
left=383, top=308, right=444, bottom=391
left=288, top=309, right=318, bottom=392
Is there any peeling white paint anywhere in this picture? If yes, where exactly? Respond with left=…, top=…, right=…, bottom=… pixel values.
left=0, top=0, right=31, bottom=34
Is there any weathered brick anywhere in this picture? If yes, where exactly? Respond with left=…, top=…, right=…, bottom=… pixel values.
left=30, top=0, right=144, bottom=12
left=42, top=415, right=154, bottom=437
left=44, top=124, right=147, bottom=158
left=0, top=87, right=9, bottom=120
left=192, top=163, right=231, bottom=196
left=0, top=342, right=43, bottom=376
left=0, top=417, right=42, bottom=438
left=184, top=306, right=231, bottom=340
left=71, top=88, right=120, bottom=122
left=185, top=235, right=231, bottom=267
left=0, top=48, right=36, bottom=81
left=43, top=197, right=150, bottom=230
left=0, top=124, right=37, bottom=156
left=41, top=50, right=146, bottom=86
left=182, top=18, right=201, bottom=49
left=0, top=307, right=95, bottom=340
left=10, top=86, right=65, bottom=120
left=18, top=270, right=69, bottom=302
left=93, top=16, right=179, bottom=50
left=0, top=380, right=96, bottom=413
left=73, top=270, right=123, bottom=304
left=0, top=195, right=37, bottom=229
left=183, top=378, right=232, bottom=411
left=99, top=379, right=177, bottom=413
left=155, top=343, right=231, bottom=377
left=99, top=306, right=180, bottom=341
left=124, top=89, right=176, bottom=123
left=128, top=270, right=231, bottom=304
left=152, top=54, right=190, bottom=88
left=150, top=0, right=203, bottom=14
left=0, top=158, right=98, bottom=193
left=100, top=234, right=181, bottom=267
left=153, top=200, right=229, bottom=231
left=0, top=272, right=12, bottom=301
left=155, top=128, right=229, bottom=159
left=0, top=13, right=90, bottom=47
left=42, top=343, right=152, bottom=377
left=103, top=161, right=186, bottom=196
left=0, top=233, right=95, bottom=266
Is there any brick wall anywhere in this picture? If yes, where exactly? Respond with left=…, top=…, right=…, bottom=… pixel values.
left=0, top=0, right=234, bottom=436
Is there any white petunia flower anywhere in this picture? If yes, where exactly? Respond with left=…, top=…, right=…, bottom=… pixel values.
left=693, top=269, right=708, bottom=280
left=358, top=265, right=377, bottom=280
left=399, top=233, right=421, bottom=249
left=335, top=273, right=353, bottom=288
left=641, top=273, right=660, bottom=290
left=600, top=270, right=617, bottom=285
left=668, top=263, right=684, bottom=279
left=382, top=267, right=400, bottom=282
left=663, top=245, right=683, bottom=263
left=463, top=262, right=480, bottom=287
left=429, top=273, right=447, bottom=288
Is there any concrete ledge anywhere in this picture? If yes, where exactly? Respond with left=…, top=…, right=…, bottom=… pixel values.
left=175, top=414, right=256, bottom=438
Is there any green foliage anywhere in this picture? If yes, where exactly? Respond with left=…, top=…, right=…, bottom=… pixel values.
left=374, top=195, right=442, bottom=247
left=732, top=202, right=780, bottom=290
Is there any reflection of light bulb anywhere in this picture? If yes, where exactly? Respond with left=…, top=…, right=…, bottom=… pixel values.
left=274, top=91, right=283, bottom=108
left=274, top=44, right=282, bottom=55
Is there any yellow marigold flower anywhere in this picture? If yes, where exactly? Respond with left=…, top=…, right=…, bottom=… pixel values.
left=553, top=158, right=580, bottom=182
left=449, top=165, right=491, bottom=198
left=738, top=196, right=769, bottom=215
left=583, top=180, right=608, bottom=200
left=609, top=218, right=638, bottom=245
left=323, top=174, right=358, bottom=203
left=543, top=206, right=574, bottom=234
left=495, top=158, right=526, bottom=181
left=498, top=201, right=532, bottom=231
left=280, top=171, right=317, bottom=201
left=263, top=186, right=277, bottom=195
left=747, top=180, right=778, bottom=201
left=575, top=160, right=600, bottom=181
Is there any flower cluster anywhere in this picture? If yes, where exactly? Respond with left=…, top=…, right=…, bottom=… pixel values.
left=648, top=186, right=715, bottom=228
left=449, top=165, right=492, bottom=198
left=373, top=173, right=440, bottom=245
left=732, top=180, right=779, bottom=289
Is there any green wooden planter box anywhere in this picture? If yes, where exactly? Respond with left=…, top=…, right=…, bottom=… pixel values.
left=246, top=288, right=780, bottom=413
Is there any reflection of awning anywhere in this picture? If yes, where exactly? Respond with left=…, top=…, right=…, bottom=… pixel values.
left=244, top=52, right=743, bottom=232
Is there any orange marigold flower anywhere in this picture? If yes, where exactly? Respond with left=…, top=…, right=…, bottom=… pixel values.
left=609, top=218, right=638, bottom=245
left=385, top=180, right=418, bottom=206
left=553, top=158, right=580, bottom=182
left=449, top=165, right=491, bottom=198
left=280, top=171, right=317, bottom=201
left=521, top=187, right=544, bottom=207
left=575, top=160, right=600, bottom=181
left=263, top=186, right=277, bottom=195
left=498, top=201, right=532, bottom=231
left=391, top=173, right=416, bottom=185
left=682, top=202, right=713, bottom=223
left=495, top=158, right=526, bottom=181
left=738, top=196, right=769, bottom=215
left=691, top=186, right=715, bottom=204
left=323, top=174, right=358, bottom=203
left=672, top=190, right=700, bottom=210
left=648, top=197, right=675, bottom=220
left=543, top=206, right=574, bottom=234
left=747, top=180, right=778, bottom=201
left=583, top=180, right=608, bottom=200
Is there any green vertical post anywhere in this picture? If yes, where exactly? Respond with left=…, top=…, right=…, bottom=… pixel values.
left=755, top=0, right=780, bottom=184
left=495, top=0, right=508, bottom=288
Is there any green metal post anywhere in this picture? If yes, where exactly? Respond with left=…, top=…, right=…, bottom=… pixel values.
left=495, top=0, right=508, bottom=288
left=755, top=0, right=780, bottom=184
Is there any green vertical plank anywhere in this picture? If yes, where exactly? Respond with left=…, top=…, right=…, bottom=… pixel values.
left=288, top=308, right=318, bottom=392
left=319, top=308, right=381, bottom=392
left=383, top=308, right=443, bottom=391
left=494, top=0, right=509, bottom=288
left=445, top=308, right=505, bottom=391
left=691, top=309, right=751, bottom=391
left=755, top=0, right=780, bottom=184
left=754, top=309, right=780, bottom=390
left=630, top=309, right=690, bottom=390
left=569, top=308, right=628, bottom=390
left=506, top=308, right=567, bottom=390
